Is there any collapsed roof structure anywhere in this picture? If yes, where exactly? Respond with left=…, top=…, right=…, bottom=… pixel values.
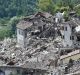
left=0, top=12, right=61, bottom=73
left=0, top=11, right=80, bottom=75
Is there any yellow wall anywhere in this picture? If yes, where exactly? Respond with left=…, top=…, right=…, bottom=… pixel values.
left=61, top=53, right=80, bottom=64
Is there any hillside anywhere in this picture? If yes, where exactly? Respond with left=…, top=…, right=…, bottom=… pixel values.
left=0, top=0, right=37, bottom=18
left=0, top=0, right=80, bottom=18
left=0, top=0, right=80, bottom=40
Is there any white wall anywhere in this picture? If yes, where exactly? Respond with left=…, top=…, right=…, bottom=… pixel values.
left=5, top=69, right=16, bottom=75
left=63, top=24, right=73, bottom=47
left=17, top=28, right=25, bottom=47
left=0, top=68, right=23, bottom=75
left=0, top=68, right=17, bottom=75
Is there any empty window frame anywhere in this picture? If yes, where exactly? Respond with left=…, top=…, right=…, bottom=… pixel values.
left=65, top=27, right=67, bottom=31
left=70, top=36, right=72, bottom=40
left=62, top=35, right=64, bottom=39
left=19, top=29, right=23, bottom=35
left=72, top=36, right=74, bottom=40
left=70, top=36, right=74, bottom=40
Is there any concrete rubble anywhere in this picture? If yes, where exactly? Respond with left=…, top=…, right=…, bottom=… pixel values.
left=0, top=12, right=61, bottom=73
left=0, top=11, right=80, bottom=75
left=0, top=37, right=59, bottom=67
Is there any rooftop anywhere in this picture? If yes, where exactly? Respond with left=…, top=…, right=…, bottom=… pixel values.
left=61, top=20, right=78, bottom=27
left=35, top=12, right=52, bottom=19
left=60, top=50, right=80, bottom=60
left=17, top=20, right=33, bottom=30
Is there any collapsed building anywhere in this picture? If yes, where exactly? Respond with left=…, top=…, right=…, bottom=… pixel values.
left=57, top=12, right=80, bottom=75
left=0, top=66, right=48, bottom=75
left=16, top=12, right=63, bottom=48
left=0, top=11, right=80, bottom=75
left=0, top=12, right=64, bottom=75
left=60, top=18, right=80, bottom=48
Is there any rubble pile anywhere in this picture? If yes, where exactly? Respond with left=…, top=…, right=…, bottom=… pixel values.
left=0, top=12, right=62, bottom=69
left=1, top=11, right=80, bottom=75
left=62, top=59, right=80, bottom=74
left=0, top=36, right=60, bottom=70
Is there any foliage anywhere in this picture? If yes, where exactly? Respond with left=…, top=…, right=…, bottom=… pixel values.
left=0, top=16, right=24, bottom=40
left=0, top=29, right=12, bottom=40
left=0, top=0, right=37, bottom=18
left=74, top=4, right=80, bottom=16
left=0, top=18, right=10, bottom=40
left=0, top=0, right=80, bottom=18
left=38, top=0, right=80, bottom=15
left=38, top=0, right=55, bottom=14
left=0, top=0, right=80, bottom=40
left=8, top=16, right=24, bottom=34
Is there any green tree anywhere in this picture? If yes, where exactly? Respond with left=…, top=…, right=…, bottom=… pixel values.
left=74, top=4, right=80, bottom=16
left=0, top=0, right=37, bottom=18
left=8, top=16, right=24, bottom=34
left=38, top=0, right=55, bottom=14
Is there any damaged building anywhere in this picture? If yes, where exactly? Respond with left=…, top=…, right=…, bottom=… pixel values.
left=60, top=18, right=80, bottom=48
left=16, top=12, right=57, bottom=48
left=57, top=12, right=80, bottom=75
left=0, top=66, right=48, bottom=75
left=0, top=11, right=80, bottom=75
left=17, top=20, right=33, bottom=48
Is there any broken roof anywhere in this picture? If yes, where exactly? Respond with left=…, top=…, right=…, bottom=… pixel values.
left=17, top=20, right=33, bottom=30
left=61, top=20, right=78, bottom=27
left=35, top=12, right=52, bottom=18
left=16, top=12, right=53, bottom=30
left=60, top=50, right=80, bottom=60
left=0, top=65, right=48, bottom=72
